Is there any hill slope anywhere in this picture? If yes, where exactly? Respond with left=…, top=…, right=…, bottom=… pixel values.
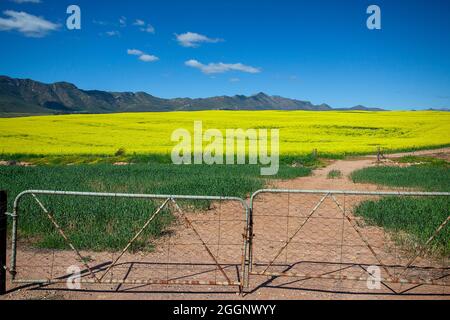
left=0, top=75, right=382, bottom=115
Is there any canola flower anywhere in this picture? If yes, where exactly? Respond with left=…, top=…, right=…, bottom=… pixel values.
left=0, top=110, right=448, bottom=156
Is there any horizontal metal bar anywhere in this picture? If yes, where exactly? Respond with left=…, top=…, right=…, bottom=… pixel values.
left=13, top=190, right=248, bottom=213
left=251, top=261, right=449, bottom=270
left=12, top=278, right=241, bottom=287
left=252, top=214, right=364, bottom=220
left=250, top=189, right=450, bottom=209
left=251, top=240, right=389, bottom=248
left=250, top=271, right=449, bottom=287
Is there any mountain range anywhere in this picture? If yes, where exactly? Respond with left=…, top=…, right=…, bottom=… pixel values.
left=0, top=75, right=384, bottom=115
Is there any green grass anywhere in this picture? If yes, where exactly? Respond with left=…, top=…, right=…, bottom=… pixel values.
left=354, top=197, right=449, bottom=256
left=0, top=153, right=173, bottom=166
left=0, top=152, right=324, bottom=167
left=351, top=161, right=449, bottom=256
left=0, top=163, right=311, bottom=251
left=395, top=155, right=449, bottom=167
left=351, top=164, right=450, bottom=191
left=327, top=170, right=342, bottom=179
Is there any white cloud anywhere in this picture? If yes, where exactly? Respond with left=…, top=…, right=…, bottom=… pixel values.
left=93, top=20, right=107, bottom=26
left=0, top=10, right=59, bottom=37
left=127, top=49, right=158, bottom=62
left=119, top=16, right=127, bottom=27
left=139, top=54, right=159, bottom=62
left=127, top=49, right=143, bottom=55
left=105, top=30, right=120, bottom=37
left=133, top=19, right=145, bottom=26
left=10, top=0, right=41, bottom=3
left=133, top=19, right=155, bottom=33
left=185, top=59, right=261, bottom=74
left=141, top=24, right=155, bottom=33
left=230, top=78, right=240, bottom=83
left=176, top=32, right=222, bottom=47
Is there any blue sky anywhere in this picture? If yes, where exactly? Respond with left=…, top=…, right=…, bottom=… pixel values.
left=0, top=0, right=449, bottom=110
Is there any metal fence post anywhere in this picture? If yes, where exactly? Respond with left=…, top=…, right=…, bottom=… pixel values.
left=0, top=191, right=7, bottom=295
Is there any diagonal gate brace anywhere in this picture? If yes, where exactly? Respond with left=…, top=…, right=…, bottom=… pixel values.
left=261, top=193, right=330, bottom=274
left=330, top=194, right=394, bottom=281
left=31, top=194, right=100, bottom=283
left=169, top=198, right=232, bottom=285
left=100, top=198, right=171, bottom=281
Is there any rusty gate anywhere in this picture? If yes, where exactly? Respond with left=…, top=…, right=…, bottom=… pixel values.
left=2, top=189, right=449, bottom=296
left=248, top=189, right=449, bottom=295
left=4, top=190, right=250, bottom=293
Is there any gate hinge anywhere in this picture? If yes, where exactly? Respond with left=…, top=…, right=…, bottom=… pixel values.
left=3, top=265, right=16, bottom=277
left=242, top=232, right=255, bottom=241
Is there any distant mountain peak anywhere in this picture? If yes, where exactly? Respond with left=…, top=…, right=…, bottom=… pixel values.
left=254, top=92, right=269, bottom=97
left=52, top=81, right=78, bottom=90
left=0, top=75, right=386, bottom=115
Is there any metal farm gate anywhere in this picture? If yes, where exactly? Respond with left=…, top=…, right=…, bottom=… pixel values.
left=1, top=188, right=449, bottom=296
left=3, top=190, right=250, bottom=294
left=248, top=189, right=450, bottom=295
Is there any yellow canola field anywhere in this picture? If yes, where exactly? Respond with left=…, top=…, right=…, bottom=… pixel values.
left=0, top=111, right=449, bottom=156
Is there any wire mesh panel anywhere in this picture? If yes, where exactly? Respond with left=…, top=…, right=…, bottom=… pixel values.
left=8, top=191, right=249, bottom=293
left=249, top=190, right=449, bottom=295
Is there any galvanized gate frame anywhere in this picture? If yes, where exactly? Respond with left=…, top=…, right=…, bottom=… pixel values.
left=7, top=190, right=251, bottom=293
left=4, top=188, right=450, bottom=295
left=247, top=189, right=450, bottom=291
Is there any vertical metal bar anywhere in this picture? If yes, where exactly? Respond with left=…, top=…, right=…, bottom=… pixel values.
left=242, top=206, right=252, bottom=289
left=0, top=191, right=7, bottom=295
left=10, top=194, right=18, bottom=279
left=247, top=207, right=254, bottom=274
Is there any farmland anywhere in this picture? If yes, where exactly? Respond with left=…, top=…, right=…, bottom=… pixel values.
left=0, top=163, right=310, bottom=250
left=0, top=111, right=449, bottom=158
left=1, top=111, right=449, bottom=298
left=0, top=110, right=449, bottom=255
left=352, top=158, right=450, bottom=255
